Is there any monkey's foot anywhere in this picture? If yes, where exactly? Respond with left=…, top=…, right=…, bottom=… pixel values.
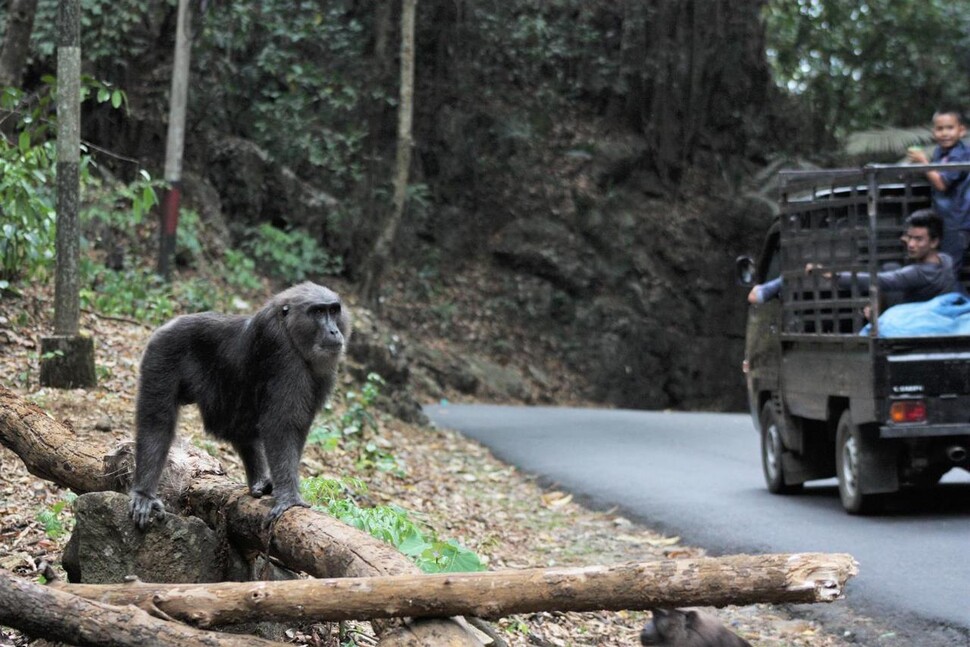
left=129, top=491, right=165, bottom=530
left=264, top=497, right=311, bottom=528
left=249, top=478, right=273, bottom=498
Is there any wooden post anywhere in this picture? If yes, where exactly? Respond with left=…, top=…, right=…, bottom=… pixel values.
left=40, top=0, right=96, bottom=389
left=157, top=0, right=192, bottom=280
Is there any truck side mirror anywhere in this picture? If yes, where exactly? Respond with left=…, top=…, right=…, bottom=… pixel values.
left=736, top=256, right=756, bottom=286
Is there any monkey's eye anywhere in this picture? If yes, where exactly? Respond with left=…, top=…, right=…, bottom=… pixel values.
left=310, top=303, right=341, bottom=317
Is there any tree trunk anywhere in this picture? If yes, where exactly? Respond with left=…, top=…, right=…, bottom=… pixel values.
left=0, top=385, right=483, bottom=646
left=361, top=0, right=417, bottom=307
left=43, top=0, right=96, bottom=389
left=0, top=568, right=278, bottom=647
left=53, top=0, right=82, bottom=338
left=51, top=552, right=857, bottom=628
left=157, top=0, right=193, bottom=280
left=620, top=0, right=772, bottom=188
left=0, top=0, right=39, bottom=88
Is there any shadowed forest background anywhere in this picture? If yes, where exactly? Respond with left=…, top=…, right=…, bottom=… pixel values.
left=2, top=0, right=969, bottom=410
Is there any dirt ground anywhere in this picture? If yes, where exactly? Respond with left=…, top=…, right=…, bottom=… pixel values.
left=0, top=285, right=892, bottom=646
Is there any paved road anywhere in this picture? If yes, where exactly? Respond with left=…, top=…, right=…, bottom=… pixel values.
left=425, top=404, right=970, bottom=645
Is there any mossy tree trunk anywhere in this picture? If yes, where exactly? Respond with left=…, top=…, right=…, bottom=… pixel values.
left=42, top=0, right=96, bottom=390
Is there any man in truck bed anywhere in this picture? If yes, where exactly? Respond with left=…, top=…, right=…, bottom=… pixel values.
left=815, top=209, right=960, bottom=304
left=749, top=210, right=959, bottom=306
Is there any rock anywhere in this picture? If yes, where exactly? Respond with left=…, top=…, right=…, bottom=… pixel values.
left=346, top=307, right=428, bottom=424
left=200, top=135, right=338, bottom=234
left=491, top=218, right=601, bottom=295
left=63, top=491, right=223, bottom=584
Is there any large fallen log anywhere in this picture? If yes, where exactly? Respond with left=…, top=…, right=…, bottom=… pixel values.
left=0, top=568, right=278, bottom=647
left=52, top=552, right=857, bottom=628
left=0, top=385, right=484, bottom=646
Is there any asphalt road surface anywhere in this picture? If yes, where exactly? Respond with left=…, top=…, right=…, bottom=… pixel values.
left=425, top=404, right=970, bottom=646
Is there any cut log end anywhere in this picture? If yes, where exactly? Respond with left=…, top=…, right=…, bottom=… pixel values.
left=785, top=553, right=859, bottom=602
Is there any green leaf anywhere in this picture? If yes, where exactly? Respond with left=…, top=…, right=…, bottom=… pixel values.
left=18, top=131, right=30, bottom=153
left=397, top=532, right=431, bottom=556
left=97, top=87, right=110, bottom=103
left=111, top=89, right=123, bottom=109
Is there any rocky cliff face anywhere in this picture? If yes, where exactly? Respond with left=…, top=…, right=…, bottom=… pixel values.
left=488, top=175, right=773, bottom=410
left=400, top=131, right=778, bottom=412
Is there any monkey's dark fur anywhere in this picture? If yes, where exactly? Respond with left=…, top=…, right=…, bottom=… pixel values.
left=129, top=282, right=351, bottom=529
left=641, top=609, right=751, bottom=647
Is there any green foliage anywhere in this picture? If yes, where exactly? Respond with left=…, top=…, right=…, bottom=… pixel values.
left=193, top=1, right=379, bottom=190
left=36, top=493, right=77, bottom=540
left=0, top=89, right=57, bottom=285
left=0, top=77, right=137, bottom=287
left=222, top=249, right=264, bottom=292
left=309, top=374, right=404, bottom=475
left=844, top=126, right=936, bottom=158
left=82, top=169, right=160, bottom=229
left=80, top=263, right=177, bottom=324
left=0, top=138, right=56, bottom=285
left=301, top=477, right=486, bottom=574
left=242, top=223, right=342, bottom=284
left=764, top=0, right=970, bottom=148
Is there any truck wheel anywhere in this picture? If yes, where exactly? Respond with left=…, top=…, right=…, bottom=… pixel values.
left=760, top=402, right=801, bottom=494
left=835, top=410, right=882, bottom=514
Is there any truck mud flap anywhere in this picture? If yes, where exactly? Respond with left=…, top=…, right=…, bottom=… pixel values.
left=858, top=428, right=899, bottom=495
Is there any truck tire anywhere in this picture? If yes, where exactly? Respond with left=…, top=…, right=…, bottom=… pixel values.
left=760, top=402, right=802, bottom=494
left=835, top=410, right=883, bottom=514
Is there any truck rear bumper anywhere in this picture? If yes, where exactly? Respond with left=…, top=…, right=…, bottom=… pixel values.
left=880, top=423, right=970, bottom=439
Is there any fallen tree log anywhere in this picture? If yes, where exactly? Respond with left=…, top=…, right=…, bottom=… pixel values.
left=50, top=552, right=857, bottom=627
left=0, top=385, right=484, bottom=646
left=0, top=568, right=278, bottom=647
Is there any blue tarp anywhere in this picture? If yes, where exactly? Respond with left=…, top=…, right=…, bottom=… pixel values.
left=862, top=292, right=970, bottom=337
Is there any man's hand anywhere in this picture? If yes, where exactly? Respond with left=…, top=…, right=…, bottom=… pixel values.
left=806, top=263, right=833, bottom=279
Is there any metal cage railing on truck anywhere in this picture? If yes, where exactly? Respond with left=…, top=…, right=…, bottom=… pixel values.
left=777, top=162, right=970, bottom=339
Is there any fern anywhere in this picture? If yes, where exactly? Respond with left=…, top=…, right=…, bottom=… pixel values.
left=844, top=126, right=933, bottom=157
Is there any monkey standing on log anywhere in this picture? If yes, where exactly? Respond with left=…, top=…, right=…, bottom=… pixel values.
left=128, top=282, right=351, bottom=529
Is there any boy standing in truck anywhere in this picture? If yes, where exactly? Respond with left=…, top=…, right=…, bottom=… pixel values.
left=907, top=107, right=970, bottom=277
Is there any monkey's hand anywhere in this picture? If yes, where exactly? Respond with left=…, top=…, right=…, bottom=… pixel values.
left=129, top=491, right=165, bottom=530
left=264, top=495, right=310, bottom=528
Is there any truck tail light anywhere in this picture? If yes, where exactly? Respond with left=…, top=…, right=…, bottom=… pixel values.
left=890, top=400, right=926, bottom=424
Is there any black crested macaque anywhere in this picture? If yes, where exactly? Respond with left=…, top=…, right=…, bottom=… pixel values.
left=641, top=609, right=751, bottom=647
left=128, top=282, right=351, bottom=529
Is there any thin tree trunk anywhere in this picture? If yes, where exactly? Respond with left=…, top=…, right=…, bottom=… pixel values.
left=361, top=0, right=417, bottom=306
left=0, top=568, right=278, bottom=647
left=41, top=0, right=97, bottom=389
left=51, top=553, right=857, bottom=628
left=0, top=0, right=39, bottom=88
left=158, top=0, right=193, bottom=280
left=53, top=0, right=82, bottom=337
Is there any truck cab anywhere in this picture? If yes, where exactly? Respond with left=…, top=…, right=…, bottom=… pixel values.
left=740, top=163, right=970, bottom=513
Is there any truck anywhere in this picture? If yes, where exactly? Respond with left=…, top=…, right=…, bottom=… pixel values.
left=738, top=161, right=970, bottom=514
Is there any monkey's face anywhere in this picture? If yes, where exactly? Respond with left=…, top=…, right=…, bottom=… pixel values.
left=280, top=284, right=351, bottom=376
